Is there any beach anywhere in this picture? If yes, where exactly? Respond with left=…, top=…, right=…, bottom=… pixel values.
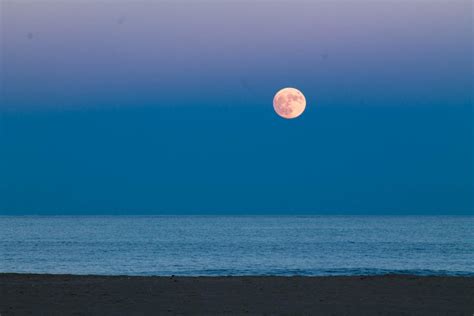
left=1, top=274, right=473, bottom=315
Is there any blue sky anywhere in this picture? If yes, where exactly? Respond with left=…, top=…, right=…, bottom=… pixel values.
left=0, top=0, right=472, bottom=214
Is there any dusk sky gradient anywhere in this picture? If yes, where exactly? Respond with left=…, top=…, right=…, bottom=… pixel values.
left=0, top=0, right=472, bottom=214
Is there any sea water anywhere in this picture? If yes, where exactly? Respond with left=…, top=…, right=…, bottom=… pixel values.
left=0, top=216, right=472, bottom=276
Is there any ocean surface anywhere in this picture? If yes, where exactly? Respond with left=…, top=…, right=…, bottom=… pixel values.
left=0, top=216, right=473, bottom=276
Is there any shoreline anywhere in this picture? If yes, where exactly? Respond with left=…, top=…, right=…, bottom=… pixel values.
left=1, top=273, right=473, bottom=315
left=1, top=271, right=474, bottom=277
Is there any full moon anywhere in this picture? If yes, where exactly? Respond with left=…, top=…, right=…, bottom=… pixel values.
left=273, top=87, right=306, bottom=119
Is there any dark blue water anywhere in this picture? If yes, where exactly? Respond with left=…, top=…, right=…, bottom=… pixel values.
left=0, top=216, right=472, bottom=276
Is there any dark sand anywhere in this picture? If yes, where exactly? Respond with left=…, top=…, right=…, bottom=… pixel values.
left=1, top=274, right=473, bottom=315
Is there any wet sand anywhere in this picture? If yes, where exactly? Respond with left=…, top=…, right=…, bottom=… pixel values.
left=0, top=273, right=473, bottom=315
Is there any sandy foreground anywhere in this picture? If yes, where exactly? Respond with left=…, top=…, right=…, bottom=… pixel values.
left=0, top=274, right=473, bottom=315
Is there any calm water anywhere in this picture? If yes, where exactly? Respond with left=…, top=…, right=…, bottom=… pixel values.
left=0, top=216, right=473, bottom=276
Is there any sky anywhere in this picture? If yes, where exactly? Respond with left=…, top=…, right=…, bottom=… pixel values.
left=0, top=0, right=472, bottom=214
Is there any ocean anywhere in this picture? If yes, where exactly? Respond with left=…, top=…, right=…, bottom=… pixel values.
left=0, top=216, right=472, bottom=276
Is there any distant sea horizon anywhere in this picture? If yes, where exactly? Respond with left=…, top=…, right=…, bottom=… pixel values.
left=1, top=215, right=473, bottom=276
